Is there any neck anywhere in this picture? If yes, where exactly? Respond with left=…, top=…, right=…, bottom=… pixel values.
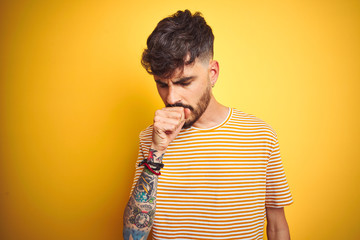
left=192, top=96, right=229, bottom=129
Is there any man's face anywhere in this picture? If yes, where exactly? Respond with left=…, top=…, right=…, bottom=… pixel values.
left=154, top=58, right=213, bottom=128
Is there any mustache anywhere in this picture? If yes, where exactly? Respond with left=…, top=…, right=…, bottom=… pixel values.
left=166, top=102, right=194, bottom=111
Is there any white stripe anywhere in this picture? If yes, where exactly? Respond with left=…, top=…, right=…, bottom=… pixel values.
left=154, top=218, right=265, bottom=227
left=156, top=200, right=265, bottom=207
left=157, top=195, right=266, bottom=202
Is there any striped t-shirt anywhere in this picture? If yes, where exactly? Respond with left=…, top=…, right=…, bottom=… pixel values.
left=130, top=108, right=293, bottom=240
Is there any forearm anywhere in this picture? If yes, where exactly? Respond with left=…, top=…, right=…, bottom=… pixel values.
left=266, top=207, right=290, bottom=240
left=267, top=225, right=290, bottom=240
left=123, top=168, right=157, bottom=239
left=123, top=149, right=164, bottom=240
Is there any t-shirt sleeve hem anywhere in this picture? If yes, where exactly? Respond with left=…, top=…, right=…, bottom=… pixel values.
left=265, top=199, right=294, bottom=208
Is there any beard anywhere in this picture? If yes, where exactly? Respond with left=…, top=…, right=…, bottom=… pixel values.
left=167, top=83, right=212, bottom=129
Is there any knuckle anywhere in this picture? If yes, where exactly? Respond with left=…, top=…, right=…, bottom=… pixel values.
left=172, top=112, right=181, bottom=120
left=153, top=122, right=160, bottom=128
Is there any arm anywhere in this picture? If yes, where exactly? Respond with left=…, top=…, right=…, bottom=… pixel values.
left=123, top=107, right=189, bottom=240
left=266, top=207, right=290, bottom=240
left=123, top=149, right=164, bottom=240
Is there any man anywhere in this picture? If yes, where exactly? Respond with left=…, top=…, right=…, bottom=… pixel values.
left=123, top=9, right=293, bottom=240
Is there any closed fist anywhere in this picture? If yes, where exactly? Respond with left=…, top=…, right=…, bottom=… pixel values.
left=151, top=107, right=191, bottom=152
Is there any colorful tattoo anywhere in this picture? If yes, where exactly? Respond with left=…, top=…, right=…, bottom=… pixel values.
left=123, top=148, right=163, bottom=240
left=148, top=148, right=164, bottom=164
left=123, top=228, right=148, bottom=240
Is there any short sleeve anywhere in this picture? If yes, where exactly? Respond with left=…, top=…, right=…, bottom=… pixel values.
left=265, top=137, right=293, bottom=208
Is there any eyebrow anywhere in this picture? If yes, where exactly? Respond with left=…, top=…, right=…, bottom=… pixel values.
left=155, top=76, right=195, bottom=86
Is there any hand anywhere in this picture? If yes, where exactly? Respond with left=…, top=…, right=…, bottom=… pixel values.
left=151, top=107, right=191, bottom=152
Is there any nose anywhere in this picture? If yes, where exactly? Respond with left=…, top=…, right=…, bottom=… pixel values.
left=166, top=85, right=181, bottom=105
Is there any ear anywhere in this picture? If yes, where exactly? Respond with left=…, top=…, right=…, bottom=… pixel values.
left=209, top=60, right=219, bottom=87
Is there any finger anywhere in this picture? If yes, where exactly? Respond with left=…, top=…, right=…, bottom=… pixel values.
left=155, top=108, right=184, bottom=120
left=156, top=114, right=185, bottom=132
left=162, top=106, right=184, bottom=112
left=154, top=115, right=181, bottom=126
left=154, top=121, right=177, bottom=134
left=162, top=107, right=186, bottom=117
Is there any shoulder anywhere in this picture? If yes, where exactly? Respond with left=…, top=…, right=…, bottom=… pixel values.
left=139, top=124, right=153, bottom=138
left=135, top=125, right=153, bottom=157
left=139, top=125, right=153, bottom=142
left=138, top=125, right=153, bottom=150
left=229, top=108, right=278, bottom=139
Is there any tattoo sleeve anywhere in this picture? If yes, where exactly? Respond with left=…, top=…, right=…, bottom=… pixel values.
left=123, top=149, right=164, bottom=240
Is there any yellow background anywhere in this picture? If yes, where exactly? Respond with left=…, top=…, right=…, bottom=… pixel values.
left=1, top=0, right=359, bottom=239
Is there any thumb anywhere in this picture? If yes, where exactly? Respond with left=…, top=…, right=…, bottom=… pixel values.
left=184, top=108, right=191, bottom=120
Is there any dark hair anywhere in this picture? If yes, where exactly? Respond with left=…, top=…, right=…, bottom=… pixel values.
left=141, top=9, right=214, bottom=79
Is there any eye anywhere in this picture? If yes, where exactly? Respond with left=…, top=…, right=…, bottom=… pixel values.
left=157, top=83, right=168, bottom=88
left=180, top=82, right=191, bottom=86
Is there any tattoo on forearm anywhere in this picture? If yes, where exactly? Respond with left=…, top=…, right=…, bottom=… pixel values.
left=123, top=149, right=164, bottom=240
